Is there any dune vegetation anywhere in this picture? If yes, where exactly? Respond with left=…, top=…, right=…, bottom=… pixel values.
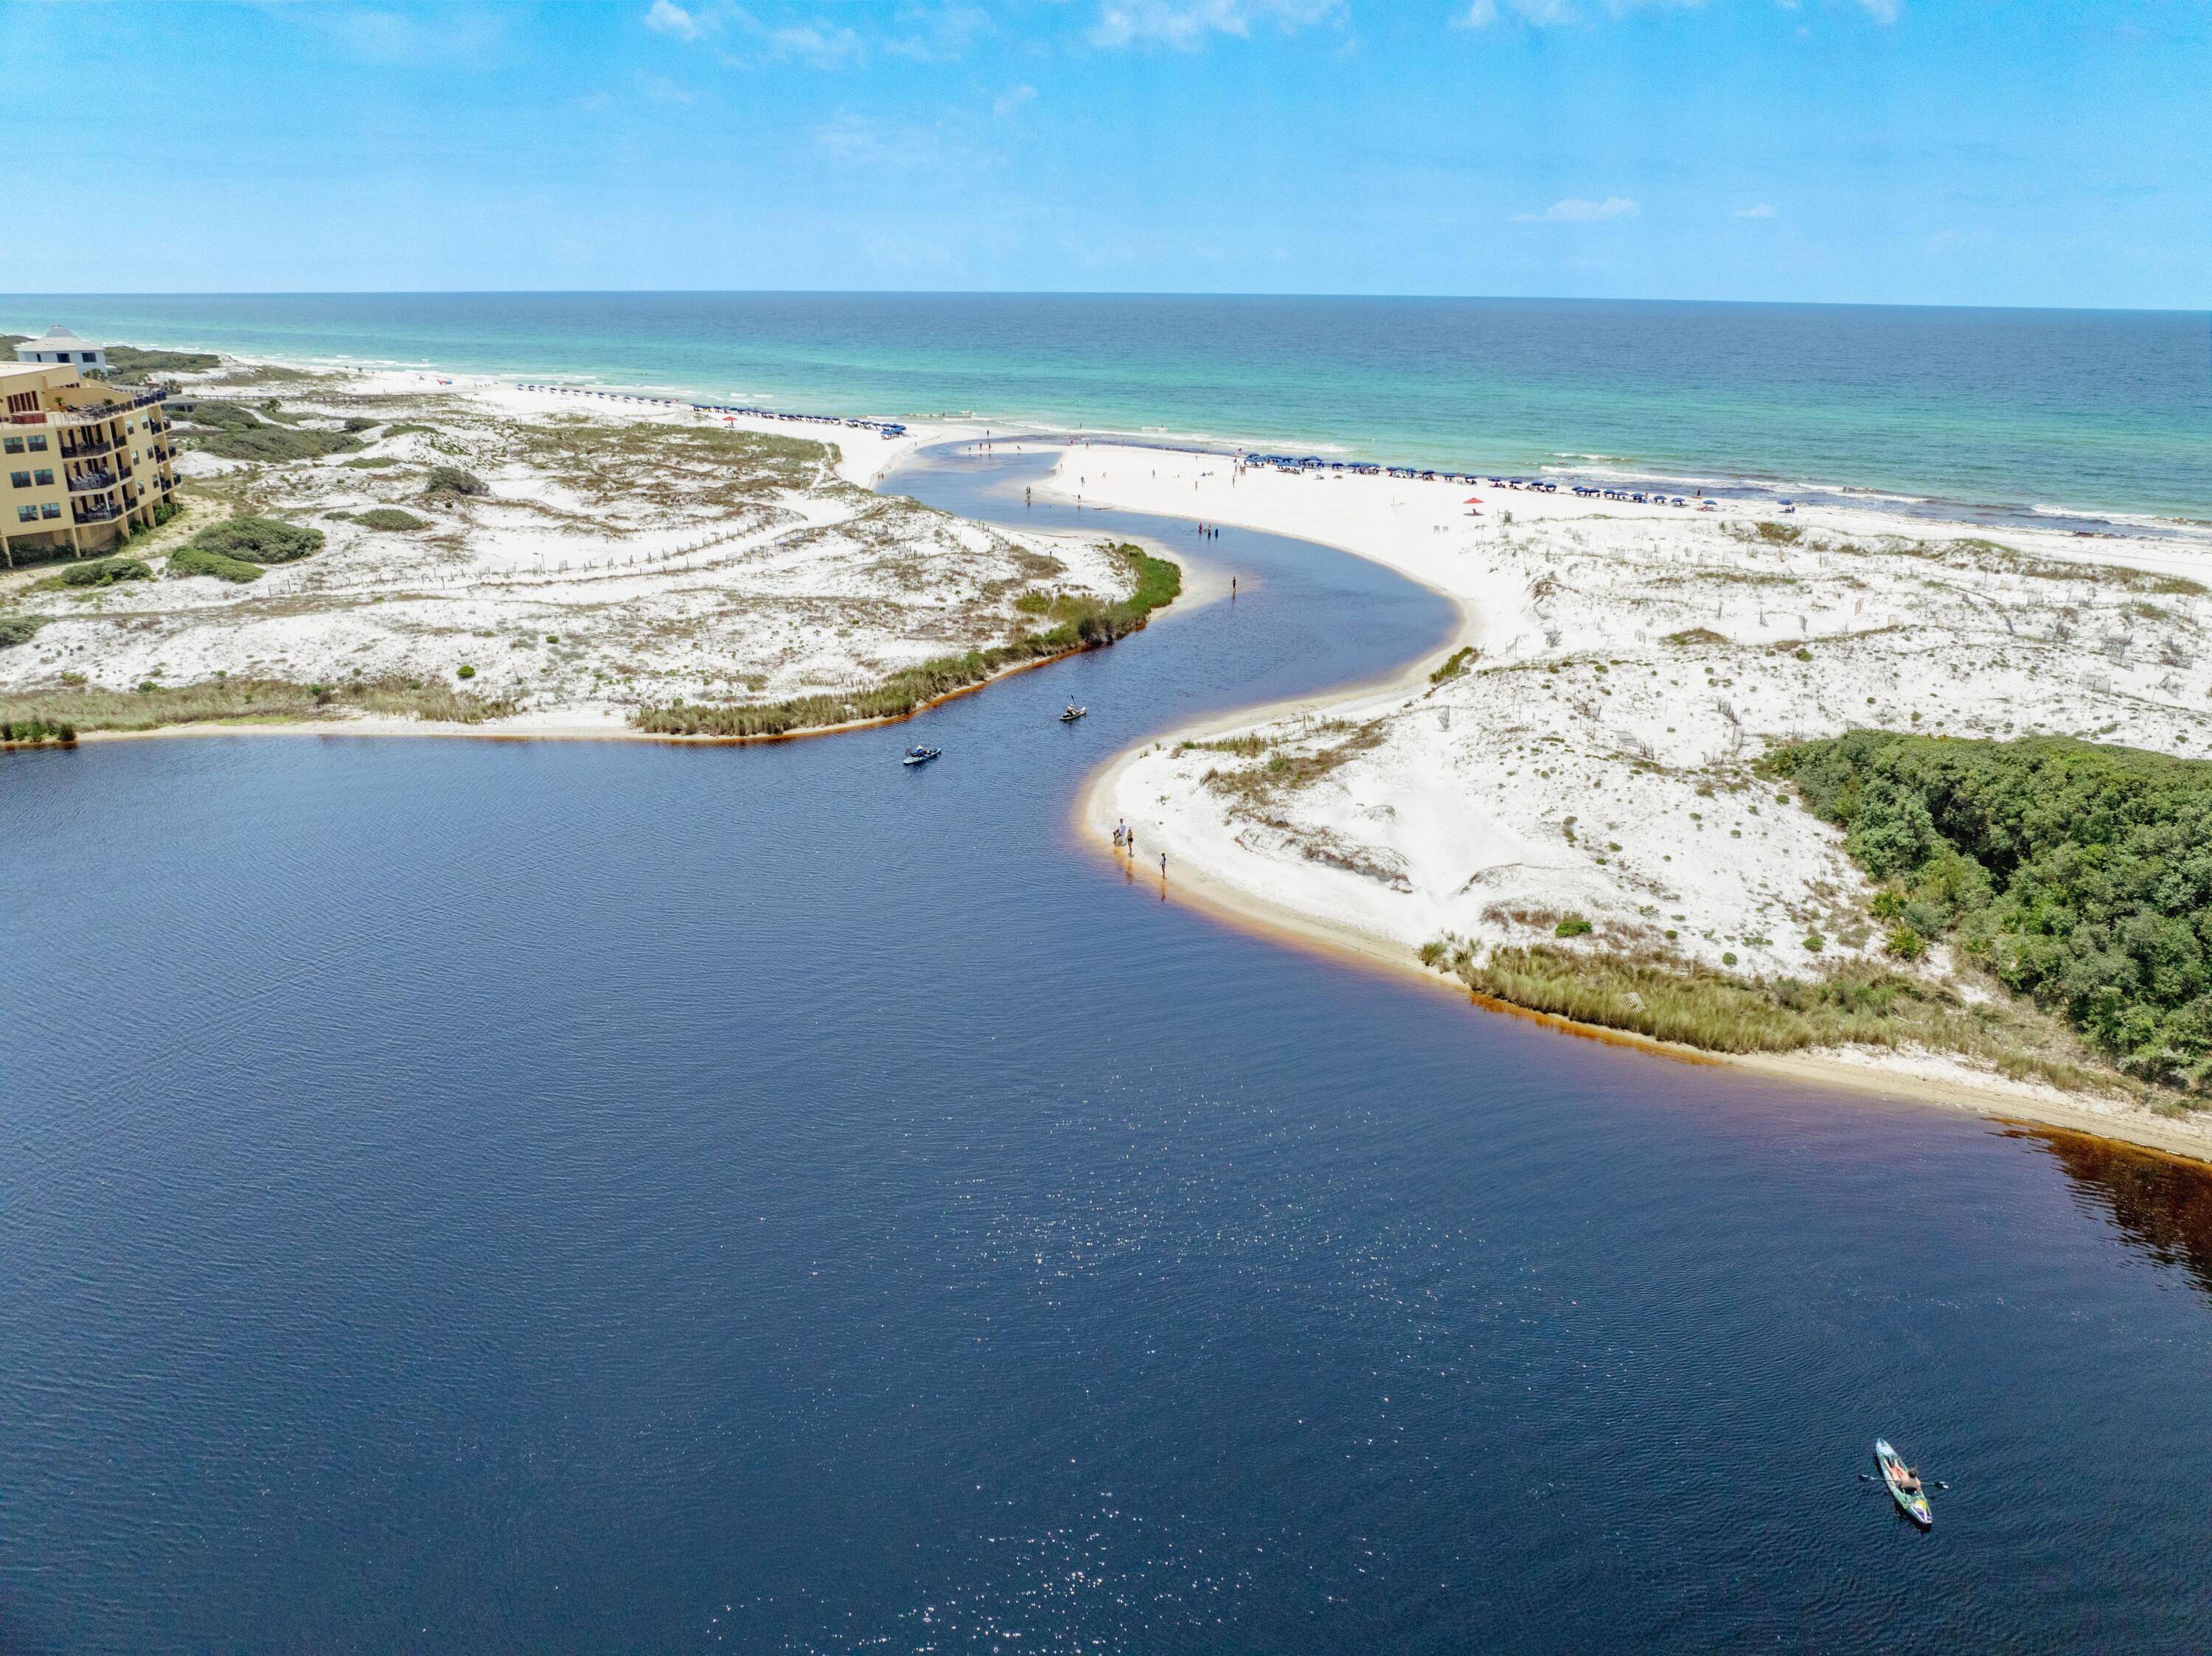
left=1770, top=731, right=2212, bottom=1091
left=634, top=543, right=1181, bottom=738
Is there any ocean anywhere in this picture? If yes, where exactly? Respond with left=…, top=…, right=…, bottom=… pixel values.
left=4, top=291, right=2207, bottom=523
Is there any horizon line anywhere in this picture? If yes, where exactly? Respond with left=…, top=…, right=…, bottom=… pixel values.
left=1, top=290, right=2205, bottom=319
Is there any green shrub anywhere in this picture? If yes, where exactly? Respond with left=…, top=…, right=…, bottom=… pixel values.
left=167, top=545, right=264, bottom=583
left=1554, top=915, right=1593, bottom=938
left=425, top=465, right=487, bottom=497
left=186, top=515, right=324, bottom=565
left=60, top=557, right=153, bottom=587
left=456, top=664, right=476, bottom=679
left=0, top=615, right=47, bottom=648
left=352, top=507, right=430, bottom=532
left=1885, top=925, right=1929, bottom=961
left=105, top=344, right=220, bottom=381
left=170, top=399, right=364, bottom=462
left=342, top=417, right=380, bottom=433
left=1770, top=730, right=2212, bottom=1088
left=1430, top=645, right=1477, bottom=686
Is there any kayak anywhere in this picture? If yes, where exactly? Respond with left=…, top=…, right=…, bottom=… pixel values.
left=1875, top=1439, right=1932, bottom=1528
left=1060, top=707, right=1087, bottom=723
left=901, top=746, right=941, bottom=767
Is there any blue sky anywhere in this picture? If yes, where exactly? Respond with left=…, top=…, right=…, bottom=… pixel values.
left=3, top=0, right=2205, bottom=307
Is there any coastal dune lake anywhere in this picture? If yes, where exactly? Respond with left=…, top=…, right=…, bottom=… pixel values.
left=6, top=444, right=2212, bottom=1652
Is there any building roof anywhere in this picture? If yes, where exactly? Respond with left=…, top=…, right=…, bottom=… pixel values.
left=0, top=360, right=81, bottom=393
left=32, top=324, right=98, bottom=349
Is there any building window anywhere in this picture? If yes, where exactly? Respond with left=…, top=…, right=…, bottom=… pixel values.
left=8, top=472, right=28, bottom=488
left=80, top=352, right=97, bottom=363
left=15, top=505, right=33, bottom=523
left=27, top=435, right=47, bottom=451
left=1, top=438, right=21, bottom=453
left=41, top=503, right=61, bottom=519
left=32, top=469, right=53, bottom=487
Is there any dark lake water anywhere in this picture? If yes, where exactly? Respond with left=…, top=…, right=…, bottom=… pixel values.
left=5, top=446, right=2212, bottom=1652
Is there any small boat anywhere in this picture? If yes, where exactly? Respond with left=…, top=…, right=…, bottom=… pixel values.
left=1060, top=706, right=1088, bottom=723
left=901, top=745, right=941, bottom=766
left=1875, top=1439, right=1932, bottom=1528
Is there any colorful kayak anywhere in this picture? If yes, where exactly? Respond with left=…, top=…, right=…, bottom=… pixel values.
left=1875, top=1438, right=1932, bottom=1528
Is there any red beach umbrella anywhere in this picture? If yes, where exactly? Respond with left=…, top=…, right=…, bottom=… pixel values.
left=1464, top=496, right=1484, bottom=504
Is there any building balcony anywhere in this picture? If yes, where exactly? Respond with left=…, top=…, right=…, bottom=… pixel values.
left=67, top=470, right=117, bottom=494
left=73, top=504, right=123, bottom=526
left=60, top=436, right=114, bottom=459
left=51, top=388, right=169, bottom=428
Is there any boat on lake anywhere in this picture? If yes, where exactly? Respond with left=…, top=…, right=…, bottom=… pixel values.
left=902, top=745, right=941, bottom=766
left=1875, top=1438, right=1932, bottom=1528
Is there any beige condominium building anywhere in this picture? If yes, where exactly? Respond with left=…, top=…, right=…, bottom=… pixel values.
left=1, top=361, right=178, bottom=566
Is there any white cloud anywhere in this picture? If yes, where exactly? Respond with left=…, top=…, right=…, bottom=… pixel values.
left=644, top=0, right=706, bottom=41
left=750, top=15, right=863, bottom=66
left=1733, top=201, right=1777, bottom=218
left=312, top=6, right=507, bottom=66
left=992, top=83, right=1038, bottom=118
left=1091, top=0, right=1342, bottom=50
left=812, top=111, right=1005, bottom=173
left=1464, top=0, right=1727, bottom=24
left=1514, top=195, right=1641, bottom=222
left=884, top=1, right=992, bottom=61
left=647, top=2, right=860, bottom=66
left=1857, top=0, right=1900, bottom=19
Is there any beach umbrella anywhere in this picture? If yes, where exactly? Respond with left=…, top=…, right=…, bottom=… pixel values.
left=1464, top=496, right=1483, bottom=504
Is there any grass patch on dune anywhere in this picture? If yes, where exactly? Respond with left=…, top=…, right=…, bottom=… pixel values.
left=173, top=400, right=366, bottom=462
left=1441, top=942, right=2129, bottom=1098
left=1430, top=646, right=1476, bottom=685
left=44, top=557, right=153, bottom=590
left=635, top=543, right=1180, bottom=738
left=352, top=507, right=431, bottom=532
left=1199, top=720, right=1383, bottom=807
left=105, top=344, right=220, bottom=382
left=184, top=515, right=324, bottom=565
left=167, top=546, right=264, bottom=583
left=0, top=675, right=516, bottom=734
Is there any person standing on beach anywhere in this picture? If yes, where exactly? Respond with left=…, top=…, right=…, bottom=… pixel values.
left=1160, top=852, right=1167, bottom=878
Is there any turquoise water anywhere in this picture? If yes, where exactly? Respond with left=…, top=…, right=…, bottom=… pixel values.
left=4, top=293, right=2206, bottom=521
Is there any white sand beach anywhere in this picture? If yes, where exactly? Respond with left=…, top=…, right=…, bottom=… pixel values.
left=1063, top=441, right=2212, bottom=1157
